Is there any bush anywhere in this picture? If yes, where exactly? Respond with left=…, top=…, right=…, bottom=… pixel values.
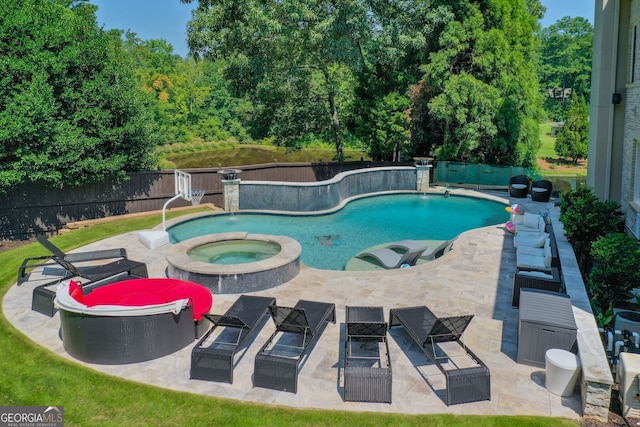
left=589, top=233, right=640, bottom=313
left=560, top=187, right=624, bottom=274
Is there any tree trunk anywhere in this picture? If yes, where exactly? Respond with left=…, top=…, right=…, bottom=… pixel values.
left=322, top=67, right=344, bottom=161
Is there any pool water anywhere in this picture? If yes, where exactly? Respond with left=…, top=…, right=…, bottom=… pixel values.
left=187, top=240, right=281, bottom=264
left=169, top=194, right=508, bottom=270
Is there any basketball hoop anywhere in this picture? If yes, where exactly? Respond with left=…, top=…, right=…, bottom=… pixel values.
left=190, top=189, right=206, bottom=206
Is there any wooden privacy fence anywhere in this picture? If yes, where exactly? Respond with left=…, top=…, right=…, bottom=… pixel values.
left=0, top=161, right=408, bottom=239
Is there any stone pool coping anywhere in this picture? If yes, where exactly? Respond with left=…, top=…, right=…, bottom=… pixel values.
left=166, top=232, right=302, bottom=294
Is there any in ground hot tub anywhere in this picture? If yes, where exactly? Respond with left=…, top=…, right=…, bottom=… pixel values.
left=166, top=232, right=301, bottom=294
left=188, top=239, right=281, bottom=264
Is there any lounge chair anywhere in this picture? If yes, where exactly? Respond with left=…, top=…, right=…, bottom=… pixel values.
left=28, top=235, right=148, bottom=317
left=254, top=299, right=336, bottom=393
left=343, top=306, right=392, bottom=403
left=191, top=295, right=276, bottom=383
left=389, top=306, right=490, bottom=406
left=386, top=239, right=429, bottom=265
left=356, top=241, right=427, bottom=269
left=419, top=237, right=457, bottom=261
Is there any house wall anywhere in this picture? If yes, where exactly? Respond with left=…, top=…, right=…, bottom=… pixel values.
left=622, top=0, right=640, bottom=237
left=590, top=0, right=640, bottom=238
left=589, top=0, right=624, bottom=201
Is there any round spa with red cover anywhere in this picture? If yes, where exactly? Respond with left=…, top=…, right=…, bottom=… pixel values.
left=55, top=278, right=213, bottom=365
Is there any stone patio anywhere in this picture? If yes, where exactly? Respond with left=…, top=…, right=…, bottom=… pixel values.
left=3, top=189, right=611, bottom=421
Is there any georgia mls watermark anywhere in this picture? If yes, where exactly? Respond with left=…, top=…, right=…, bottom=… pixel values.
left=0, top=406, right=64, bottom=427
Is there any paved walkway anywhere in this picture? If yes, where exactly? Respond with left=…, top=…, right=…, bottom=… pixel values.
left=3, top=191, right=583, bottom=420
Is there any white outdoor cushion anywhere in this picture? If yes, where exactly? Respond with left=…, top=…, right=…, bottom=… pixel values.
left=516, top=230, right=548, bottom=240
left=517, top=251, right=552, bottom=272
left=513, top=233, right=549, bottom=248
left=517, top=215, right=545, bottom=233
left=532, top=187, right=549, bottom=193
left=523, top=212, right=540, bottom=228
left=512, top=214, right=525, bottom=225
left=544, top=245, right=552, bottom=266
left=517, top=270, right=554, bottom=280
left=517, top=239, right=550, bottom=257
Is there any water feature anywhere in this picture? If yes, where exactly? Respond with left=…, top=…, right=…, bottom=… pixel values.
left=168, top=194, right=508, bottom=270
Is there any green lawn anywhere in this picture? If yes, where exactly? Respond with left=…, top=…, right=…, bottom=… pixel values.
left=538, top=122, right=558, bottom=159
left=0, top=210, right=580, bottom=426
left=537, top=122, right=587, bottom=179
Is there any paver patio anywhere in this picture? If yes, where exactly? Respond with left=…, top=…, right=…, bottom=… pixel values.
left=3, top=190, right=585, bottom=419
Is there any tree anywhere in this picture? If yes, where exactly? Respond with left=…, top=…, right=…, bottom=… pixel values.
left=538, top=16, right=593, bottom=118
left=183, top=0, right=367, bottom=160
left=0, top=0, right=158, bottom=191
left=410, top=0, right=544, bottom=167
left=555, top=95, right=589, bottom=163
left=357, top=92, right=411, bottom=161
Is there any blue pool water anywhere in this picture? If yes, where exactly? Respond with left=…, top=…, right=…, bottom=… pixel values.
left=168, top=194, right=508, bottom=270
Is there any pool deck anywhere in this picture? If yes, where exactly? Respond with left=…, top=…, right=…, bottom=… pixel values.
left=3, top=190, right=589, bottom=420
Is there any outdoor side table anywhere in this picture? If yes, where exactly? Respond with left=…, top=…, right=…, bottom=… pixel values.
left=343, top=306, right=392, bottom=403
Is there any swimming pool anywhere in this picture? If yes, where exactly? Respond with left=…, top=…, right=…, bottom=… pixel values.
left=168, top=194, right=508, bottom=270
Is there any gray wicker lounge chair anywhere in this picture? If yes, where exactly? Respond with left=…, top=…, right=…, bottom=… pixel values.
left=254, top=299, right=336, bottom=393
left=28, top=235, right=148, bottom=317
left=191, top=295, right=276, bottom=383
left=343, top=306, right=392, bottom=403
left=389, top=306, right=490, bottom=406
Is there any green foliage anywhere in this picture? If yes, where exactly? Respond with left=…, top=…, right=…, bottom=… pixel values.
left=0, top=0, right=159, bottom=191
left=538, top=17, right=593, bottom=115
left=591, top=302, right=615, bottom=329
left=357, top=92, right=411, bottom=161
left=560, top=187, right=625, bottom=274
left=430, top=73, right=500, bottom=162
left=554, top=95, right=588, bottom=163
left=413, top=0, right=543, bottom=168
left=589, top=233, right=640, bottom=312
left=186, top=0, right=368, bottom=160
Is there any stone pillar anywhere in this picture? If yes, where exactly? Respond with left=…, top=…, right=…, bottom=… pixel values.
left=222, top=179, right=240, bottom=213
left=416, top=165, right=432, bottom=193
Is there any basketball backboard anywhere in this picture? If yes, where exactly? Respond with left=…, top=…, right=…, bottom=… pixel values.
left=175, top=170, right=192, bottom=201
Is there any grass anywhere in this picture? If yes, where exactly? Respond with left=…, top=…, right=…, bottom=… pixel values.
left=538, top=122, right=558, bottom=160
left=0, top=210, right=580, bottom=426
left=537, top=122, right=587, bottom=178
